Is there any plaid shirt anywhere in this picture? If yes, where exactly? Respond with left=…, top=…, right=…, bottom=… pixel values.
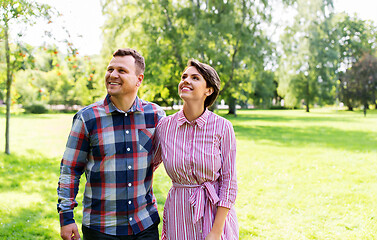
left=57, top=95, right=165, bottom=235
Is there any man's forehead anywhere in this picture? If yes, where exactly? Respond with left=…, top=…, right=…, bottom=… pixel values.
left=108, top=56, right=135, bottom=67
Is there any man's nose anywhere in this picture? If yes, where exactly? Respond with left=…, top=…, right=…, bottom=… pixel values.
left=110, top=70, right=119, bottom=78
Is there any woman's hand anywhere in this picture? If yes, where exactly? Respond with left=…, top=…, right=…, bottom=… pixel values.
left=205, top=230, right=221, bottom=240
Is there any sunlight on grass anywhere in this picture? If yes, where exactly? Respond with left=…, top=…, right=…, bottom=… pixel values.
left=1, top=109, right=376, bottom=239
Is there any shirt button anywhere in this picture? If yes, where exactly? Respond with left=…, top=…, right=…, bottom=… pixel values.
left=127, top=147, right=131, bottom=151
left=125, top=113, right=128, bottom=116
left=129, top=217, right=132, bottom=221
left=128, top=183, right=132, bottom=187
left=128, top=165, right=132, bottom=169
left=126, top=130, right=129, bottom=134
left=128, top=200, right=132, bottom=204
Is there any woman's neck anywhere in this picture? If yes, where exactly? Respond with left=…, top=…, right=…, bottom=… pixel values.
left=182, top=102, right=205, bottom=122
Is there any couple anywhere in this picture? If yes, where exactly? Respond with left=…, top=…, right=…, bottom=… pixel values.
left=57, top=48, right=238, bottom=240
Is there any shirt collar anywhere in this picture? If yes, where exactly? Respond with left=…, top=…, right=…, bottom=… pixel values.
left=176, top=108, right=210, bottom=129
left=104, top=94, right=143, bottom=114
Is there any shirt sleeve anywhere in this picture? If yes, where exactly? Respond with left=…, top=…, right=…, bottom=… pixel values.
left=152, top=116, right=165, bottom=171
left=57, top=113, right=89, bottom=227
left=217, top=120, right=237, bottom=209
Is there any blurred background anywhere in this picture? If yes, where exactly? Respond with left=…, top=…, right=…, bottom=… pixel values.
left=1, top=0, right=377, bottom=239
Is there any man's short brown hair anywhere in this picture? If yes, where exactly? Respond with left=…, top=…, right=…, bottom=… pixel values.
left=187, top=59, right=221, bottom=108
left=112, top=48, right=145, bottom=75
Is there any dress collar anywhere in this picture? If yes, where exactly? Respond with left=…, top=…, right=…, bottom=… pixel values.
left=176, top=108, right=210, bottom=129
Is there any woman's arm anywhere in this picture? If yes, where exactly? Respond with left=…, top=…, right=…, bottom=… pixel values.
left=205, top=206, right=229, bottom=240
left=207, top=119, right=238, bottom=239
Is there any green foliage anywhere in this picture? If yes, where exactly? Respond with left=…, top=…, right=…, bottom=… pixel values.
left=23, top=103, right=48, bottom=114
left=277, top=4, right=377, bottom=112
left=277, top=0, right=338, bottom=111
left=340, top=53, right=377, bottom=114
left=101, top=0, right=279, bottom=110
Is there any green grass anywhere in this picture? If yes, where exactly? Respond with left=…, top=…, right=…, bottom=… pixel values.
left=1, top=109, right=376, bottom=239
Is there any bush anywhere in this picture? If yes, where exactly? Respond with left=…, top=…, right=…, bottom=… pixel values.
left=23, top=103, right=48, bottom=114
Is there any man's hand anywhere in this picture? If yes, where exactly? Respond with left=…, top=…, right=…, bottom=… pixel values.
left=60, top=223, right=81, bottom=240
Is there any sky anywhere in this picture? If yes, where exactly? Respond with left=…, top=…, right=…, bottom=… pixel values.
left=16, top=0, right=377, bottom=56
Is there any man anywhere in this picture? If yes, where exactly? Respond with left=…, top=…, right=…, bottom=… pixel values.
left=57, top=48, right=165, bottom=240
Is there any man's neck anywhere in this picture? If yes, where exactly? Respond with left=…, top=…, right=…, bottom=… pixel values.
left=110, top=94, right=137, bottom=112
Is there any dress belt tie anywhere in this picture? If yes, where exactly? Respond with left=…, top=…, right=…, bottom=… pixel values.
left=172, top=181, right=220, bottom=224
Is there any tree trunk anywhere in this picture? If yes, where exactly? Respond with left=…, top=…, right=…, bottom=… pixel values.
left=228, top=97, right=237, bottom=116
left=364, top=103, right=367, bottom=117
left=5, top=22, right=11, bottom=154
left=305, top=79, right=310, bottom=113
left=208, top=100, right=217, bottom=112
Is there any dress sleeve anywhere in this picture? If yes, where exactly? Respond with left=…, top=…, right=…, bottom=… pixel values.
left=57, top=113, right=89, bottom=226
left=217, top=120, right=237, bottom=209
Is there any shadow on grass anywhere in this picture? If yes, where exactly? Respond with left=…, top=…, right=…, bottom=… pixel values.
left=234, top=124, right=377, bottom=152
left=222, top=111, right=362, bottom=123
left=0, top=151, right=61, bottom=239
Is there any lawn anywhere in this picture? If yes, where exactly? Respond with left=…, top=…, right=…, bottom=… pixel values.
left=0, top=109, right=376, bottom=239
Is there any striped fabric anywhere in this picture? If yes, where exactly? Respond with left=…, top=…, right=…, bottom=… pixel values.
left=57, top=94, right=165, bottom=236
left=155, top=109, right=239, bottom=240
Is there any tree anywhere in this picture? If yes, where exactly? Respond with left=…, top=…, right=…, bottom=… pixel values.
left=0, top=0, right=54, bottom=154
left=334, top=14, right=377, bottom=111
left=101, top=0, right=288, bottom=115
left=278, top=0, right=337, bottom=112
left=340, top=53, right=377, bottom=116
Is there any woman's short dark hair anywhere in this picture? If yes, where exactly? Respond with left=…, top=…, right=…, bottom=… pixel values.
left=187, top=59, right=221, bottom=108
left=112, top=48, right=145, bottom=75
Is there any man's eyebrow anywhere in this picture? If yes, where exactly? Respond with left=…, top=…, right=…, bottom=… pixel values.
left=107, top=65, right=129, bottom=70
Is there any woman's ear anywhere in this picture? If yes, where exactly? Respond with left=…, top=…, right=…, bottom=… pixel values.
left=206, top=87, right=214, bottom=96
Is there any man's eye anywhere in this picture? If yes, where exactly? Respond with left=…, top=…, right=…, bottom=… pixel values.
left=107, top=68, right=113, bottom=72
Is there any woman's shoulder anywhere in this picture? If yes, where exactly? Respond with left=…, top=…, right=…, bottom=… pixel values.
left=208, top=111, right=233, bottom=127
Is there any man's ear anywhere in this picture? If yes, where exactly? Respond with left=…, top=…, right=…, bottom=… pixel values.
left=136, top=74, right=144, bottom=87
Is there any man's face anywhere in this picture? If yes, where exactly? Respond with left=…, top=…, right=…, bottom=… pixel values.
left=105, top=55, right=143, bottom=98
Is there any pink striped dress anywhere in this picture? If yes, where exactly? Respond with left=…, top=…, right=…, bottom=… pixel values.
left=155, top=109, right=239, bottom=240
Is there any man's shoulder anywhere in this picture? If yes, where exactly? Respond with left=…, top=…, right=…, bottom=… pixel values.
left=139, top=99, right=165, bottom=116
left=75, top=99, right=106, bottom=119
left=157, top=111, right=178, bottom=126
left=140, top=99, right=162, bottom=110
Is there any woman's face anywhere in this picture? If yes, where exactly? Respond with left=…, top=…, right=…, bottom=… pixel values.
left=178, top=66, right=213, bottom=105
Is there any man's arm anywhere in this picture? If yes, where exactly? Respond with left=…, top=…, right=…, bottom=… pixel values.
left=57, top=113, right=89, bottom=239
left=152, top=106, right=166, bottom=171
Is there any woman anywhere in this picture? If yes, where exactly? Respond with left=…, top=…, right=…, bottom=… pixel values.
left=155, top=59, right=239, bottom=240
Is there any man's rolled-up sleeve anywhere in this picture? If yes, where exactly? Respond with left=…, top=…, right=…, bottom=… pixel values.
left=57, top=113, right=89, bottom=227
